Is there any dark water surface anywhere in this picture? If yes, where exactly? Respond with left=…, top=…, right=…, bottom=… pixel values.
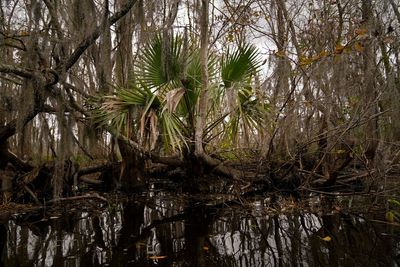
left=1, top=184, right=399, bottom=266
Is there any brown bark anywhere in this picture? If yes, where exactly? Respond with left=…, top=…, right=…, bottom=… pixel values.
left=117, top=138, right=146, bottom=190
left=194, top=0, right=209, bottom=158
left=361, top=0, right=379, bottom=163
left=55, top=0, right=138, bottom=74
left=0, top=0, right=139, bottom=200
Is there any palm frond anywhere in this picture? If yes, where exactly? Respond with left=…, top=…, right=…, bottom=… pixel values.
left=160, top=111, right=188, bottom=152
left=138, top=34, right=184, bottom=89
left=221, top=44, right=261, bottom=88
left=163, top=87, right=186, bottom=113
left=93, top=34, right=265, bottom=155
left=223, top=87, right=268, bottom=145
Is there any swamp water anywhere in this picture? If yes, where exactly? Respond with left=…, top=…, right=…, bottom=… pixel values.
left=1, top=181, right=399, bottom=267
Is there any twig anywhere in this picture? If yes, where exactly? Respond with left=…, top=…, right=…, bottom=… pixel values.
left=23, top=185, right=41, bottom=205
left=80, top=176, right=103, bottom=185
left=46, top=193, right=108, bottom=204
left=299, top=186, right=371, bottom=196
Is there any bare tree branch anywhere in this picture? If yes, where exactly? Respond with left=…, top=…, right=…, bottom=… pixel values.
left=0, top=63, right=33, bottom=78
left=388, top=0, right=400, bottom=25
left=0, top=108, right=39, bottom=141
left=55, top=0, right=138, bottom=73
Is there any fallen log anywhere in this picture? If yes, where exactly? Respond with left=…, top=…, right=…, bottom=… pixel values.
left=78, top=163, right=112, bottom=177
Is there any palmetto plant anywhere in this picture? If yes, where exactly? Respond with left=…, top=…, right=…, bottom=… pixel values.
left=92, top=33, right=267, bottom=155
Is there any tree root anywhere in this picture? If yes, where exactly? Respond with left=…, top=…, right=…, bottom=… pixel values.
left=196, top=152, right=243, bottom=180
left=2, top=149, right=33, bottom=172
left=78, top=163, right=112, bottom=177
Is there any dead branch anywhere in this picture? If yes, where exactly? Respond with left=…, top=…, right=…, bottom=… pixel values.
left=46, top=193, right=108, bottom=204
left=0, top=63, right=33, bottom=78
left=55, top=0, right=138, bottom=73
left=23, top=185, right=41, bottom=205
left=4, top=150, right=33, bottom=172
left=78, top=163, right=112, bottom=177
left=80, top=176, right=102, bottom=185
left=198, top=153, right=241, bottom=180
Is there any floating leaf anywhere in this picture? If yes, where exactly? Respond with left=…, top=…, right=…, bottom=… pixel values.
left=321, top=236, right=332, bottom=242
left=203, top=246, right=209, bottom=251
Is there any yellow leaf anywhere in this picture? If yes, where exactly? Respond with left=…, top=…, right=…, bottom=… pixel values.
left=226, top=33, right=234, bottom=42
left=343, top=46, right=352, bottom=53
left=386, top=211, right=395, bottom=223
left=318, top=50, right=329, bottom=58
left=135, top=242, right=146, bottom=248
left=321, top=236, right=332, bottom=242
left=312, top=54, right=320, bottom=61
left=355, top=28, right=368, bottom=37
left=333, top=54, right=341, bottom=63
left=299, top=56, right=313, bottom=66
left=149, top=255, right=167, bottom=260
left=354, top=42, right=364, bottom=52
left=275, top=50, right=286, bottom=58
left=18, top=31, right=29, bottom=37
left=383, top=36, right=394, bottom=44
left=203, top=246, right=209, bottom=251
left=334, top=44, right=345, bottom=54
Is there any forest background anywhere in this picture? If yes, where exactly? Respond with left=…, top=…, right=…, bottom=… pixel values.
left=0, top=0, right=399, bottom=202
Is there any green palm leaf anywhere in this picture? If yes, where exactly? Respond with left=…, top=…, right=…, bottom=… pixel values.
left=223, top=87, right=268, bottom=144
left=93, top=34, right=265, bottom=154
left=221, top=44, right=261, bottom=88
left=138, top=34, right=184, bottom=89
left=160, top=110, right=188, bottom=152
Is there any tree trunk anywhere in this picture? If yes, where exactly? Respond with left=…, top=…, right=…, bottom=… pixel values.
left=117, top=138, right=146, bottom=191
left=194, top=0, right=209, bottom=159
left=361, top=0, right=379, bottom=164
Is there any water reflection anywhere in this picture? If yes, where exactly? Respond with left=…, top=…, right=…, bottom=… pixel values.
left=1, top=192, right=399, bottom=266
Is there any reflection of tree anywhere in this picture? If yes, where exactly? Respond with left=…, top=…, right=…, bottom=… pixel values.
left=289, top=214, right=303, bottom=265
left=273, top=216, right=284, bottom=267
left=1, top=207, right=123, bottom=266
left=0, top=224, right=5, bottom=267
left=183, top=205, right=212, bottom=267
left=308, top=213, right=398, bottom=266
left=110, top=202, right=145, bottom=266
left=206, top=210, right=400, bottom=266
left=1, top=199, right=400, bottom=266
